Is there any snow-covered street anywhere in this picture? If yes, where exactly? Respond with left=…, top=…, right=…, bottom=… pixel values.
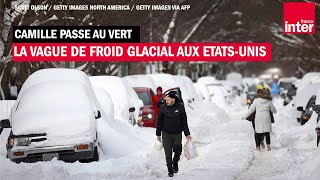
left=1, top=0, right=320, bottom=179
left=2, top=96, right=319, bottom=180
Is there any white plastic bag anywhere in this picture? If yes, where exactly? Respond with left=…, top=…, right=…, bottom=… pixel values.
left=154, top=139, right=163, bottom=151
left=183, top=140, right=199, bottom=160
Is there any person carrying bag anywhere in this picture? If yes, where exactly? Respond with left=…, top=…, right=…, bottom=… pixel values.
left=244, top=88, right=277, bottom=151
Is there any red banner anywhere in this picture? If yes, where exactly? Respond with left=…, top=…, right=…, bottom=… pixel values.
left=12, top=43, right=272, bottom=62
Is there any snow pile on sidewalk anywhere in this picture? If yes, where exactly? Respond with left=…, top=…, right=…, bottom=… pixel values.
left=187, top=100, right=230, bottom=143
left=273, top=102, right=316, bottom=150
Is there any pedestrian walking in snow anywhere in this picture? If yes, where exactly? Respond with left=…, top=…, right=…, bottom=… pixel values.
left=244, top=88, right=277, bottom=151
left=247, top=85, right=266, bottom=149
left=156, top=91, right=192, bottom=177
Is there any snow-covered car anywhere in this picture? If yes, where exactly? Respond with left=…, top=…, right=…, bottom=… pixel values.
left=221, top=80, right=241, bottom=96
left=293, top=83, right=320, bottom=123
left=279, top=77, right=297, bottom=95
left=279, top=77, right=298, bottom=105
left=173, top=76, right=201, bottom=101
left=226, top=72, right=245, bottom=94
left=246, top=91, right=256, bottom=105
left=220, top=80, right=239, bottom=103
left=0, top=69, right=101, bottom=163
left=196, top=77, right=228, bottom=107
left=193, top=83, right=205, bottom=100
left=122, top=75, right=159, bottom=127
left=310, top=90, right=320, bottom=146
left=0, top=100, right=16, bottom=136
left=123, top=75, right=157, bottom=91
left=206, top=83, right=228, bottom=106
left=196, top=76, right=218, bottom=101
left=147, top=74, right=177, bottom=92
left=243, top=77, right=261, bottom=93
left=284, top=83, right=298, bottom=106
left=89, top=76, right=143, bottom=126
left=243, top=81, right=259, bottom=105
left=173, top=75, right=203, bottom=109
left=298, top=95, right=316, bottom=125
left=133, top=87, right=158, bottom=127
left=296, top=72, right=320, bottom=93
left=91, top=86, right=115, bottom=123
left=194, top=82, right=213, bottom=102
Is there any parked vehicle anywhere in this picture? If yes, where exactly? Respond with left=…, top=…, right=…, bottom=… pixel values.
left=293, top=83, right=320, bottom=123
left=147, top=74, right=177, bottom=93
left=133, top=87, right=158, bottom=128
left=279, top=78, right=297, bottom=96
left=246, top=91, right=256, bottom=105
left=298, top=95, right=316, bottom=125
left=243, top=77, right=261, bottom=93
left=196, top=77, right=229, bottom=107
left=278, top=77, right=297, bottom=105
left=173, top=75, right=203, bottom=109
left=312, top=91, right=320, bottom=146
left=226, top=72, right=245, bottom=94
left=91, top=86, right=115, bottom=123
left=0, top=69, right=101, bottom=163
left=123, top=75, right=157, bottom=91
left=296, top=73, right=320, bottom=93
left=122, top=75, right=158, bottom=126
left=284, top=83, right=297, bottom=106
left=89, top=76, right=143, bottom=126
left=220, top=80, right=238, bottom=104
left=193, top=83, right=205, bottom=100
left=206, top=83, right=228, bottom=105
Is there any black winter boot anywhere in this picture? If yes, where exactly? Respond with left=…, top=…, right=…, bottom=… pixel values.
left=167, top=164, right=174, bottom=177
left=173, top=159, right=179, bottom=173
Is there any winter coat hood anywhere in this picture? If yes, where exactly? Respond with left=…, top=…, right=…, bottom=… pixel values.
left=256, top=90, right=272, bottom=100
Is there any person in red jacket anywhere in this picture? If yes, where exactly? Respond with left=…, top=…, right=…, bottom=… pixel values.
left=153, top=86, right=163, bottom=111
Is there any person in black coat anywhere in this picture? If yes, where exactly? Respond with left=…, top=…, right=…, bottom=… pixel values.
left=156, top=91, right=192, bottom=177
